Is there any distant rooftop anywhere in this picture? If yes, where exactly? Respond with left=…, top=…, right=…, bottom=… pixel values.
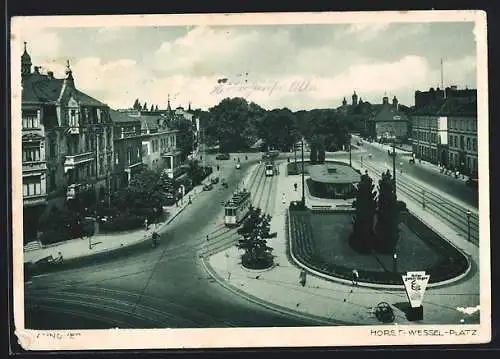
left=308, top=164, right=360, bottom=184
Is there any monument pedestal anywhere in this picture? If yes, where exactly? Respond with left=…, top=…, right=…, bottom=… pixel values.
left=407, top=305, right=424, bottom=321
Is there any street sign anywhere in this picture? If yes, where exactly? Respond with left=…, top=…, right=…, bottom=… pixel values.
left=402, top=271, right=430, bottom=308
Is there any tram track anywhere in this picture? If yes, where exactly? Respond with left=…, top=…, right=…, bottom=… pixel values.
left=27, top=285, right=239, bottom=328
left=362, top=160, right=479, bottom=245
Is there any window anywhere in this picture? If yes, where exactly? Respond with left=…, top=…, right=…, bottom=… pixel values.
left=142, top=144, right=148, bottom=156
left=466, top=138, right=471, bottom=150
left=23, top=177, right=42, bottom=197
left=115, top=153, right=119, bottom=165
left=473, top=138, right=477, bottom=152
left=22, top=147, right=40, bottom=162
left=127, top=147, right=132, bottom=165
left=70, top=109, right=76, bottom=126
left=22, top=111, right=40, bottom=129
left=454, top=136, right=458, bottom=148
left=460, top=135, right=465, bottom=150
left=448, top=135, right=452, bottom=147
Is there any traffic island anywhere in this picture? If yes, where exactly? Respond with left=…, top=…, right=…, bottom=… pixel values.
left=288, top=208, right=469, bottom=286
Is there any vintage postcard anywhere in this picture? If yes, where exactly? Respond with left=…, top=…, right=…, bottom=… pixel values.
left=11, top=10, right=490, bottom=350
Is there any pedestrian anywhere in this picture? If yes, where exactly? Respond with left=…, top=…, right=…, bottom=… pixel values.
left=206, top=234, right=209, bottom=242
left=282, top=192, right=286, bottom=204
left=294, top=182, right=297, bottom=191
left=144, top=218, right=149, bottom=231
left=352, top=269, right=359, bottom=286
left=188, top=195, right=192, bottom=204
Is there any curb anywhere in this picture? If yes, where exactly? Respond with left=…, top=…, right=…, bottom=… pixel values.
left=25, top=186, right=201, bottom=270
left=200, top=255, right=350, bottom=326
left=287, top=207, right=472, bottom=290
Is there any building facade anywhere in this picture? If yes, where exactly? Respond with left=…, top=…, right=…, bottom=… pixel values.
left=139, top=115, right=181, bottom=177
left=109, top=110, right=143, bottom=189
left=21, top=44, right=114, bottom=242
left=410, top=87, right=477, bottom=174
left=366, top=95, right=410, bottom=142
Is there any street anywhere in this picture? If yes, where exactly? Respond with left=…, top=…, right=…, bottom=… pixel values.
left=356, top=140, right=478, bottom=208
left=25, top=156, right=321, bottom=329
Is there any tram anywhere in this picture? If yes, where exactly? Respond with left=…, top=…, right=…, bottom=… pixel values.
left=224, top=189, right=252, bottom=227
left=265, top=161, right=274, bottom=177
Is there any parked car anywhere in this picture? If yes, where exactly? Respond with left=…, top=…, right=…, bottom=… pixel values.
left=216, top=153, right=230, bottom=160
left=236, top=163, right=241, bottom=169
left=203, top=183, right=213, bottom=191
left=221, top=179, right=228, bottom=188
left=211, top=176, right=220, bottom=184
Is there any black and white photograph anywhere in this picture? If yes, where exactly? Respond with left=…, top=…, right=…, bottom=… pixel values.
left=11, top=11, right=490, bottom=349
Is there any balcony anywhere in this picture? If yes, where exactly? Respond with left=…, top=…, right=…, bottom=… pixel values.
left=22, top=161, right=47, bottom=173
left=64, top=152, right=94, bottom=173
left=23, top=193, right=48, bottom=207
left=67, top=126, right=79, bottom=135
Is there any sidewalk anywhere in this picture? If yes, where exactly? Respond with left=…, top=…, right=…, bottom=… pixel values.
left=363, top=139, right=469, bottom=184
left=24, top=185, right=205, bottom=264
left=206, top=160, right=480, bottom=325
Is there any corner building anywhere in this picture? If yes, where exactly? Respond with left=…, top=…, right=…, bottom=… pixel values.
left=21, top=44, right=114, bottom=243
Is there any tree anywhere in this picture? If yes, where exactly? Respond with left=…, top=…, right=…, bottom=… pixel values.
left=155, top=105, right=159, bottom=111
left=159, top=170, right=177, bottom=194
left=150, top=104, right=154, bottom=112
left=133, top=99, right=141, bottom=111
left=237, top=207, right=274, bottom=269
left=185, top=159, right=204, bottom=185
left=349, top=172, right=377, bottom=253
left=142, top=102, right=148, bottom=111
left=374, top=170, right=399, bottom=254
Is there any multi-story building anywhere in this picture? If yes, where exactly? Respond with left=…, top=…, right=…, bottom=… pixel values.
left=410, top=86, right=477, bottom=174
left=21, top=44, right=114, bottom=242
left=109, top=110, right=143, bottom=189
left=139, top=115, right=181, bottom=178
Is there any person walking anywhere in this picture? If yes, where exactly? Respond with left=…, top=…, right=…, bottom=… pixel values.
left=294, top=182, right=298, bottom=191
left=144, top=218, right=149, bottom=231
left=282, top=192, right=286, bottom=204
left=352, top=269, right=359, bottom=286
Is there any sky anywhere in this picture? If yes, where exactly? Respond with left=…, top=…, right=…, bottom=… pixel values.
left=17, top=20, right=478, bottom=111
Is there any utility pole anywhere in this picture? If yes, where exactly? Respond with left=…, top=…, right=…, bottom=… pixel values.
left=349, top=134, right=352, bottom=167
left=392, top=142, right=396, bottom=195
left=301, top=138, right=305, bottom=206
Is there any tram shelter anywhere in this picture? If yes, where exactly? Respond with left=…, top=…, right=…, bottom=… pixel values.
left=306, top=163, right=360, bottom=210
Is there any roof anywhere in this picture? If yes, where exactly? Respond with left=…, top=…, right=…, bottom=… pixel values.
left=225, top=190, right=251, bottom=207
left=412, top=97, right=477, bottom=117
left=308, top=164, right=360, bottom=184
left=22, top=72, right=106, bottom=107
left=109, top=109, right=141, bottom=124
left=139, top=115, right=177, bottom=133
left=372, top=103, right=409, bottom=123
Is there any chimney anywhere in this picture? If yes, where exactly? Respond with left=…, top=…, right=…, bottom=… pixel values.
left=47, top=71, right=54, bottom=79
left=34, top=66, right=40, bottom=74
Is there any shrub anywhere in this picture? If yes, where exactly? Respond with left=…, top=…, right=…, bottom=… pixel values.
left=100, top=212, right=145, bottom=232
left=241, top=251, right=274, bottom=270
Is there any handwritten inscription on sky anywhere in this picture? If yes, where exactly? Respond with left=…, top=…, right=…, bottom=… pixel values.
left=210, top=78, right=317, bottom=97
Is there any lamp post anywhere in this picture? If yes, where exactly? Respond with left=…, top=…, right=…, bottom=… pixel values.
left=392, top=142, right=396, bottom=195
left=349, top=133, right=352, bottom=167
left=301, top=137, right=305, bottom=206
left=466, top=209, right=471, bottom=243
